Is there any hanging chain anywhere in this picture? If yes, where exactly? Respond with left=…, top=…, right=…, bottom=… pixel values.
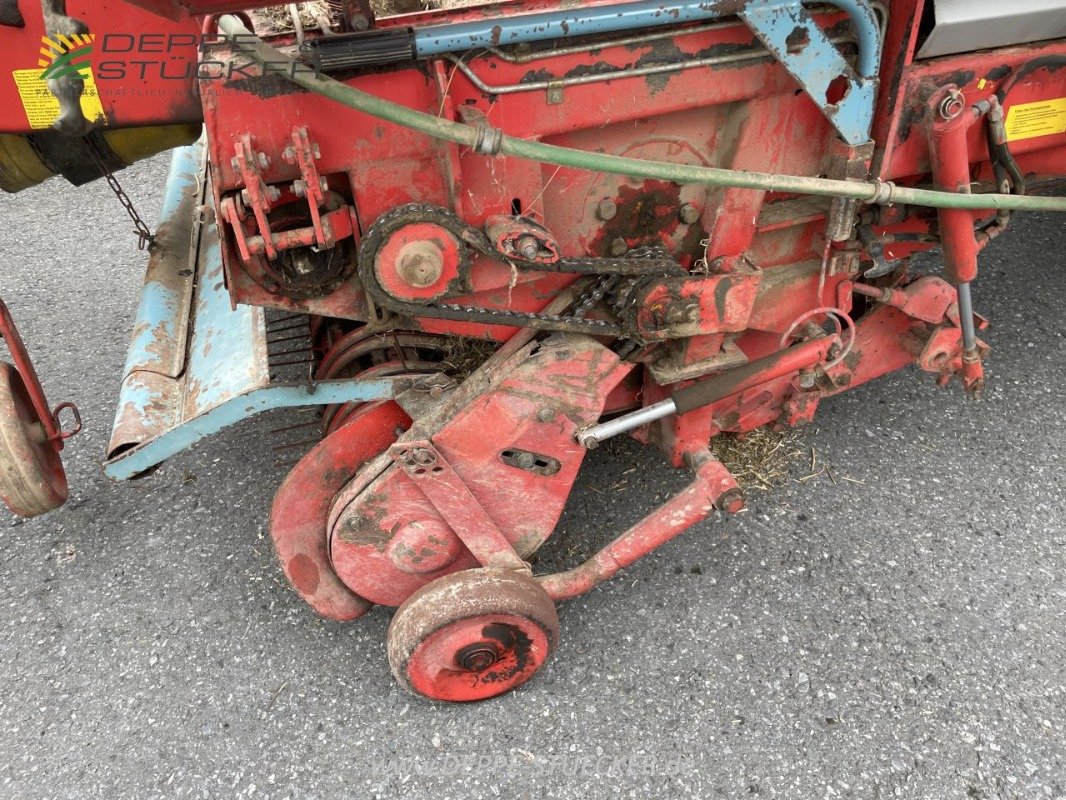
left=85, top=142, right=156, bottom=251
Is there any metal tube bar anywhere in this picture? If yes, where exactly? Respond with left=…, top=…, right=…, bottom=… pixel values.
left=578, top=400, right=677, bottom=448
left=446, top=33, right=855, bottom=96
left=103, top=377, right=408, bottom=481
left=957, top=282, right=977, bottom=352
left=413, top=0, right=881, bottom=77
left=538, top=453, right=743, bottom=601
left=578, top=337, right=834, bottom=449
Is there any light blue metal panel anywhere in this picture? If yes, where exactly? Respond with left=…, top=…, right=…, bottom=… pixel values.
left=739, top=0, right=877, bottom=144
left=121, top=141, right=203, bottom=378
left=104, top=378, right=405, bottom=481
left=106, top=137, right=406, bottom=482
left=110, top=140, right=205, bottom=458
left=181, top=227, right=269, bottom=419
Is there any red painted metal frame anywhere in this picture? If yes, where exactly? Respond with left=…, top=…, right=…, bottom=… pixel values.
left=0, top=298, right=79, bottom=449
left=0, top=3, right=204, bottom=133
left=6, top=0, right=1066, bottom=616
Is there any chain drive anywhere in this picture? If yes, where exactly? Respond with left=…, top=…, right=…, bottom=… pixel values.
left=358, top=204, right=684, bottom=335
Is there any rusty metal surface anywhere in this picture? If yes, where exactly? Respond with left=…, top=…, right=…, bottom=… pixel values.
left=270, top=400, right=411, bottom=622
left=328, top=334, right=632, bottom=607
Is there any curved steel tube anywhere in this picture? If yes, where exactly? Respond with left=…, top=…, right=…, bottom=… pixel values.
left=412, top=0, right=882, bottom=78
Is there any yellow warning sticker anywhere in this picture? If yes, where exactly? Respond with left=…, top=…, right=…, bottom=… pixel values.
left=11, top=69, right=106, bottom=131
left=1005, top=97, right=1066, bottom=142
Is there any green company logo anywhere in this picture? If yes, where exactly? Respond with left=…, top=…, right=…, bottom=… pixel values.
left=38, top=33, right=95, bottom=81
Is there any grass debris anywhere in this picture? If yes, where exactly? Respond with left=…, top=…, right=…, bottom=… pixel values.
left=710, top=426, right=808, bottom=493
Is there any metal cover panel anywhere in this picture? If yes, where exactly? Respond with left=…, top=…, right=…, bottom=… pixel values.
left=917, top=0, right=1066, bottom=59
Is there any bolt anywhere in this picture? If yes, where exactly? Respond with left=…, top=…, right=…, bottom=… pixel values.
left=459, top=646, right=498, bottom=673
left=716, top=489, right=746, bottom=515
left=230, top=156, right=241, bottom=171
left=396, top=241, right=445, bottom=288
left=938, top=90, right=965, bottom=121
left=679, top=203, right=701, bottom=225
left=281, top=146, right=296, bottom=164
left=349, top=13, right=370, bottom=30
left=798, top=369, right=817, bottom=390
left=258, top=152, right=270, bottom=169
left=516, top=236, right=541, bottom=260
left=610, top=237, right=628, bottom=256
left=293, top=180, right=307, bottom=197
left=597, top=199, right=618, bottom=221
left=537, top=408, right=556, bottom=423
left=685, top=304, right=700, bottom=323
left=319, top=177, right=329, bottom=193
left=429, top=384, right=445, bottom=399
left=312, top=144, right=322, bottom=159
left=266, top=185, right=281, bottom=202
left=411, top=448, right=436, bottom=466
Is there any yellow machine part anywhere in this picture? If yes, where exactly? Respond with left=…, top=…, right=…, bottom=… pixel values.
left=0, top=123, right=202, bottom=194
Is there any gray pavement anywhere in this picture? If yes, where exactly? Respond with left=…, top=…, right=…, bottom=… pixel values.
left=0, top=157, right=1063, bottom=799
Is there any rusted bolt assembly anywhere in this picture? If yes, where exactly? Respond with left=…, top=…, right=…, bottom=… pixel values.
left=516, top=235, right=541, bottom=260
left=610, top=237, right=628, bottom=256
left=679, top=203, right=701, bottom=224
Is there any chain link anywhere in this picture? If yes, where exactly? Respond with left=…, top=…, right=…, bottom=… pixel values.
left=85, top=143, right=156, bottom=251
left=359, top=204, right=686, bottom=335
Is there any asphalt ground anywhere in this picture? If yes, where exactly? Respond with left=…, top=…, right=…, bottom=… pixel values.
left=0, top=157, right=1063, bottom=799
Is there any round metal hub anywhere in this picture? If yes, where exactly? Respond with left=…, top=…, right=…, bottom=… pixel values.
left=388, top=568, right=560, bottom=702
left=374, top=222, right=462, bottom=302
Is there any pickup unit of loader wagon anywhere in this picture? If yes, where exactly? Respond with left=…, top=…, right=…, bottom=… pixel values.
left=1, top=0, right=1064, bottom=700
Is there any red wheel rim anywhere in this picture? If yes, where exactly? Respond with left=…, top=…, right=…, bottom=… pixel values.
left=406, top=614, right=552, bottom=702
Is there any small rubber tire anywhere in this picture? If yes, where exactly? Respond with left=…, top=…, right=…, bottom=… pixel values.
left=387, top=568, right=559, bottom=702
left=0, top=362, right=67, bottom=517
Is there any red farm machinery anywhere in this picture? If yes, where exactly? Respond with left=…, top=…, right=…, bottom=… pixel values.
left=1, top=0, right=1065, bottom=701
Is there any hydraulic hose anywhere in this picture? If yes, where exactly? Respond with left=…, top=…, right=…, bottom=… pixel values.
left=217, top=16, right=1066, bottom=214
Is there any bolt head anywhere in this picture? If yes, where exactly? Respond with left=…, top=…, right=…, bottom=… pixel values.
left=281, top=147, right=296, bottom=164
left=679, top=203, right=701, bottom=225
left=258, top=152, right=270, bottom=169
left=537, top=408, right=556, bottom=423
left=610, top=237, right=629, bottom=256
left=396, top=241, right=445, bottom=289
left=266, top=186, right=281, bottom=201
left=597, top=199, right=618, bottom=221
left=292, top=180, right=307, bottom=197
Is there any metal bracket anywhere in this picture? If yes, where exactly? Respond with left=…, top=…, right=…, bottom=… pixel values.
left=739, top=0, right=877, bottom=145
left=391, top=440, right=530, bottom=572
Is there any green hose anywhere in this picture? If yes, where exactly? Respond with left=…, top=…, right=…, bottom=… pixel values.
left=218, top=16, right=1066, bottom=214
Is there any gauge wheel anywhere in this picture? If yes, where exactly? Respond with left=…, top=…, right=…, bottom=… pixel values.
left=0, top=362, right=67, bottom=517
left=387, top=568, right=559, bottom=702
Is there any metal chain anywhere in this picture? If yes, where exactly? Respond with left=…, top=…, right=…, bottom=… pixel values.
left=359, top=204, right=686, bottom=335
left=85, top=144, right=156, bottom=251
left=570, top=274, right=619, bottom=319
